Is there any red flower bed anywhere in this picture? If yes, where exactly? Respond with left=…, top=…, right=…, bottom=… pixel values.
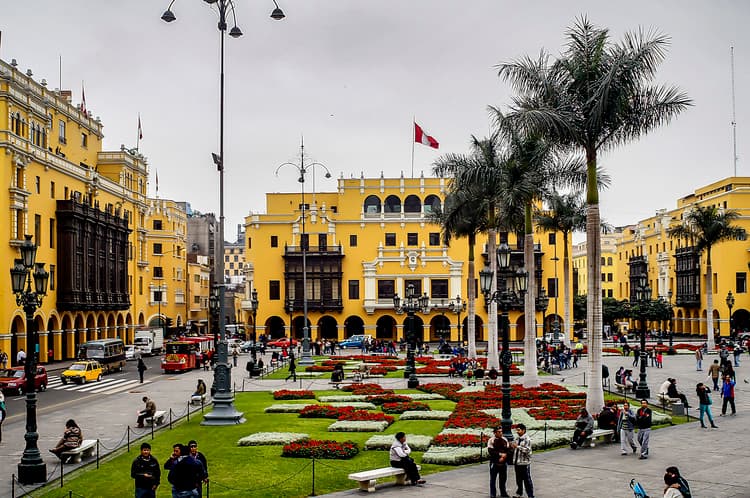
left=341, top=383, right=394, bottom=395
left=415, top=365, right=450, bottom=374
left=321, top=360, right=348, bottom=367
left=299, top=405, right=354, bottom=419
left=527, top=403, right=584, bottom=420
left=602, top=347, right=623, bottom=354
left=433, top=433, right=485, bottom=447
left=673, top=343, right=700, bottom=351
left=366, top=394, right=412, bottom=405
left=305, top=365, right=334, bottom=372
left=418, top=383, right=463, bottom=399
left=338, top=410, right=395, bottom=424
left=368, top=366, right=397, bottom=375
left=282, top=439, right=359, bottom=459
left=381, top=401, right=430, bottom=414
left=337, top=355, right=401, bottom=363
left=444, top=409, right=500, bottom=429
left=273, top=389, right=315, bottom=400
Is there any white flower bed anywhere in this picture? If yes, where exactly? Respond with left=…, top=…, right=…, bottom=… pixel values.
left=364, top=435, right=433, bottom=451
left=237, top=432, right=308, bottom=446
left=437, top=427, right=571, bottom=450
left=399, top=410, right=452, bottom=420
left=457, top=385, right=485, bottom=393
left=439, top=427, right=493, bottom=438
left=404, top=393, right=444, bottom=400
left=318, top=395, right=368, bottom=403
left=653, top=412, right=672, bottom=424
left=264, top=403, right=317, bottom=413
left=481, top=408, right=576, bottom=430
left=422, top=446, right=482, bottom=465
left=328, top=402, right=377, bottom=410
left=327, top=420, right=390, bottom=432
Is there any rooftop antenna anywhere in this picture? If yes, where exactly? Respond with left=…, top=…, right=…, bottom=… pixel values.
left=731, top=46, right=738, bottom=176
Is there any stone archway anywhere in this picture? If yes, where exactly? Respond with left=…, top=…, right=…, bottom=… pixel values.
left=265, top=316, right=286, bottom=339
left=10, top=315, right=24, bottom=366
left=462, top=316, right=484, bottom=342
left=292, top=316, right=312, bottom=340
left=344, top=316, right=365, bottom=338
left=61, top=315, right=73, bottom=360
left=429, top=315, right=451, bottom=342
left=403, top=315, right=425, bottom=343
left=318, top=316, right=338, bottom=340
left=514, top=314, right=526, bottom=342
left=375, top=316, right=396, bottom=340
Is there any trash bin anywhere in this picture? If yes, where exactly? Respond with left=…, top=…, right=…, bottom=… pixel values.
left=671, top=402, right=684, bottom=416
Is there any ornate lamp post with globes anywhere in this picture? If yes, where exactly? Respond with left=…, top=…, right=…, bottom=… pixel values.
left=448, top=295, right=466, bottom=344
left=634, top=274, right=651, bottom=399
left=393, top=284, right=430, bottom=388
left=480, top=241, right=528, bottom=441
left=726, top=290, right=735, bottom=340
left=11, top=235, right=49, bottom=484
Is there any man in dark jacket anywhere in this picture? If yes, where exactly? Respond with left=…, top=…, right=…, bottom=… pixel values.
left=188, top=440, right=209, bottom=497
left=635, top=399, right=652, bottom=460
left=164, top=443, right=205, bottom=498
left=131, top=442, right=160, bottom=498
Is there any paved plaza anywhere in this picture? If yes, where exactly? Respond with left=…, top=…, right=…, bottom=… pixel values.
left=1, top=348, right=748, bottom=497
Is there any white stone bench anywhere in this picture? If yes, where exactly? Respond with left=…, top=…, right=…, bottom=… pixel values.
left=614, top=382, right=633, bottom=393
left=190, top=393, right=207, bottom=405
left=61, top=439, right=97, bottom=464
left=582, top=429, right=614, bottom=447
left=657, top=393, right=681, bottom=405
left=144, top=410, right=167, bottom=426
left=348, top=465, right=422, bottom=492
left=328, top=381, right=356, bottom=390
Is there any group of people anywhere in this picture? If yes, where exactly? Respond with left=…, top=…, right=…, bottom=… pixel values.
left=486, top=424, right=534, bottom=498
left=568, top=400, right=653, bottom=459
left=131, top=439, right=208, bottom=498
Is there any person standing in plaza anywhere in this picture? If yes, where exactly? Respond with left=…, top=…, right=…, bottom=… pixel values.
left=511, top=423, right=534, bottom=498
left=0, top=390, right=5, bottom=444
left=187, top=440, right=209, bottom=497
left=487, top=427, right=509, bottom=498
left=137, top=358, right=147, bottom=384
left=131, top=442, right=161, bottom=498
left=695, top=348, right=703, bottom=371
left=696, top=382, right=718, bottom=428
left=16, top=349, right=26, bottom=366
left=0, top=350, right=7, bottom=368
left=285, top=353, right=297, bottom=382
left=635, top=400, right=652, bottom=459
left=164, top=443, right=204, bottom=498
left=720, top=375, right=737, bottom=416
left=617, top=401, right=637, bottom=455
left=709, top=359, right=721, bottom=391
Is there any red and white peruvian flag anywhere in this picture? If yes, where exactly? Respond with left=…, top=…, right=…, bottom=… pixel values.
left=414, top=122, right=439, bottom=149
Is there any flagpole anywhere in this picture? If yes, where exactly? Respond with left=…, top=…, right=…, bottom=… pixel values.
left=411, top=117, right=415, bottom=178
left=136, top=114, right=141, bottom=151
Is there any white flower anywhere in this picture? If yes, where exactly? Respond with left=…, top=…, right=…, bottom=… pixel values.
left=421, top=446, right=483, bottom=465
left=318, top=395, right=369, bottom=403
left=364, top=435, right=433, bottom=451
left=264, top=403, right=317, bottom=413
left=403, top=393, right=444, bottom=400
left=237, top=432, right=309, bottom=446
left=439, top=427, right=494, bottom=438
left=327, top=421, right=390, bottom=432
left=399, top=410, right=452, bottom=420
left=457, top=385, right=485, bottom=393
left=328, top=402, right=378, bottom=410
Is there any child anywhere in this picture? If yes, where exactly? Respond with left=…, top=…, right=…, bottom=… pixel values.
left=656, top=351, right=664, bottom=368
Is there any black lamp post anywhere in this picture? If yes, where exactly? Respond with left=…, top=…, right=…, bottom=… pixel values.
left=448, top=295, right=465, bottom=343
left=393, top=284, right=430, bottom=388
left=666, top=290, right=675, bottom=353
left=634, top=274, right=651, bottom=399
left=11, top=235, right=49, bottom=484
left=538, top=287, right=549, bottom=341
left=726, top=290, right=735, bottom=340
left=480, top=241, right=528, bottom=441
left=163, top=0, right=284, bottom=425
left=250, top=288, right=259, bottom=343
left=275, top=141, right=332, bottom=366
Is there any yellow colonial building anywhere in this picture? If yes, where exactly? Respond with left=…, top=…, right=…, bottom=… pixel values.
left=572, top=232, right=621, bottom=299
left=242, top=175, right=571, bottom=343
left=613, top=177, right=750, bottom=338
left=0, top=57, right=196, bottom=364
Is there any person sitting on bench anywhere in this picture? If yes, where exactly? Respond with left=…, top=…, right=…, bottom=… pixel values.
left=389, top=432, right=425, bottom=486
left=137, top=396, right=157, bottom=428
left=331, top=364, right=345, bottom=383
left=666, top=378, right=691, bottom=408
left=50, top=419, right=82, bottom=460
left=570, top=408, right=594, bottom=449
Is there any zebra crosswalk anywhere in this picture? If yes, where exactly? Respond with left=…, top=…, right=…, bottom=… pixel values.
left=47, top=376, right=150, bottom=395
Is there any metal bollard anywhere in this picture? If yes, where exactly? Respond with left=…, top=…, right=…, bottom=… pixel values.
left=60, top=457, right=65, bottom=487
left=96, top=439, right=100, bottom=469
left=311, top=457, right=316, bottom=496
left=544, top=422, right=548, bottom=448
left=187, top=403, right=190, bottom=422
left=127, top=426, right=131, bottom=452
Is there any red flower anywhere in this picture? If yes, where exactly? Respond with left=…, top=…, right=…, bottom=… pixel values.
left=299, top=405, right=355, bottom=419
left=337, top=410, right=395, bottom=424
left=273, top=389, right=315, bottom=400
left=282, top=439, right=359, bottom=459
left=381, top=402, right=430, bottom=414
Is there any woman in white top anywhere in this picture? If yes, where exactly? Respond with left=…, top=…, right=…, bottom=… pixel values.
left=389, top=432, right=425, bottom=485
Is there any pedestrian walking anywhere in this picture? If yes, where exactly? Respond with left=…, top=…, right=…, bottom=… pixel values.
left=0, top=350, right=7, bottom=368
left=656, top=350, right=663, bottom=368
left=696, top=383, right=718, bottom=429
left=617, top=401, right=637, bottom=455
left=131, top=442, right=161, bottom=498
left=720, top=375, right=736, bottom=416
left=232, top=348, right=238, bottom=367
left=695, top=348, right=703, bottom=371
left=187, top=440, right=209, bottom=498
left=487, top=427, right=510, bottom=498
left=733, top=344, right=742, bottom=367
left=708, top=360, right=721, bottom=391
left=511, top=423, right=534, bottom=498
left=137, top=358, right=147, bottom=384
left=0, top=390, right=6, bottom=444
left=635, top=399, right=652, bottom=459
left=664, top=466, right=691, bottom=498
left=285, top=354, right=297, bottom=382
left=16, top=349, right=26, bottom=366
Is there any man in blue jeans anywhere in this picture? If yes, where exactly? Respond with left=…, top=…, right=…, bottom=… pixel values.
left=511, top=424, right=534, bottom=498
left=164, top=443, right=205, bottom=498
left=487, top=427, right=510, bottom=497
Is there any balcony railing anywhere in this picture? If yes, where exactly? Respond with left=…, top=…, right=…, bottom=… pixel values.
left=284, top=245, right=344, bottom=256
left=286, top=298, right=343, bottom=311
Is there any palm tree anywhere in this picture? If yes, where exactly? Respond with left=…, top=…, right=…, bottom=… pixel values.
left=497, top=17, right=691, bottom=413
left=666, top=205, right=746, bottom=350
left=428, top=187, right=488, bottom=358
left=536, top=191, right=587, bottom=346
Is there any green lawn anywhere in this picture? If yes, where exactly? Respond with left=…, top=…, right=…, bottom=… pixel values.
left=35, top=391, right=456, bottom=498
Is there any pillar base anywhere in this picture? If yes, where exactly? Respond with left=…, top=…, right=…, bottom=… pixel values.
left=17, top=461, right=47, bottom=485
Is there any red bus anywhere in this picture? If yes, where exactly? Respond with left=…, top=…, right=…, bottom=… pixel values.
left=161, top=341, right=200, bottom=373
left=184, top=336, right=214, bottom=357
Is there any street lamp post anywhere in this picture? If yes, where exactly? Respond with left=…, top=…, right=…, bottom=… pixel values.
left=726, top=290, right=735, bottom=340
left=11, top=235, right=49, bottom=484
left=250, top=288, right=259, bottom=343
left=634, top=274, right=651, bottom=399
left=275, top=140, right=332, bottom=366
left=538, top=287, right=549, bottom=342
left=448, top=295, right=465, bottom=344
left=667, top=290, right=675, bottom=353
left=393, top=284, right=430, bottom=388
left=163, top=0, right=284, bottom=426
left=480, top=242, right=528, bottom=441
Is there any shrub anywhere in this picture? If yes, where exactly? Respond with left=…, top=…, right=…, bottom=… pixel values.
left=282, top=439, right=359, bottom=459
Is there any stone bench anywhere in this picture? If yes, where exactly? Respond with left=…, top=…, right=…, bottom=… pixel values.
left=657, top=393, right=681, bottom=405
left=329, top=381, right=356, bottom=390
left=190, top=393, right=207, bottom=405
left=582, top=429, right=615, bottom=447
left=61, top=439, right=97, bottom=464
left=614, top=382, right=634, bottom=393
left=348, top=465, right=422, bottom=492
left=144, top=410, right=167, bottom=426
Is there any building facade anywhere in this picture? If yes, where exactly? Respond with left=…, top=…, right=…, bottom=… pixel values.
left=572, top=231, right=621, bottom=299
left=242, top=175, right=571, bottom=343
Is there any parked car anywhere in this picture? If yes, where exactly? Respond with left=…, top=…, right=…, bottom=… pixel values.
left=0, top=366, right=48, bottom=394
left=60, top=360, right=103, bottom=385
left=339, top=334, right=373, bottom=349
left=227, top=338, right=244, bottom=350
left=266, top=337, right=298, bottom=348
left=125, top=344, right=139, bottom=361
left=239, top=341, right=256, bottom=353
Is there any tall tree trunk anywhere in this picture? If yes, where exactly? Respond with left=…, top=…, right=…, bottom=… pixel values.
left=562, top=231, right=571, bottom=347
left=705, top=247, right=715, bottom=350
left=487, top=204, right=499, bottom=370
left=585, top=152, right=604, bottom=414
left=523, top=204, right=539, bottom=387
left=467, top=234, right=477, bottom=359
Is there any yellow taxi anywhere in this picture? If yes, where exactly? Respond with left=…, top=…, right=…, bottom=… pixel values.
left=60, top=360, right=103, bottom=385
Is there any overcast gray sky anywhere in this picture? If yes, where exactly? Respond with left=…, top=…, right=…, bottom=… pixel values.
left=2, top=1, right=749, bottom=242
